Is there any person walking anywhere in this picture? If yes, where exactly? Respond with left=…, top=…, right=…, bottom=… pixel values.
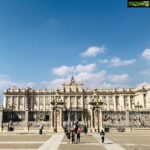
left=100, top=130, right=105, bottom=143
left=39, top=124, right=43, bottom=135
left=84, top=126, right=87, bottom=135
left=67, top=129, right=71, bottom=143
left=71, top=130, right=75, bottom=144
left=77, top=128, right=81, bottom=143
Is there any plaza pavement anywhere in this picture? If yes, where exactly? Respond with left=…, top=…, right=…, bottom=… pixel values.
left=107, top=130, right=150, bottom=150
left=0, top=133, right=51, bottom=149
left=0, top=130, right=150, bottom=150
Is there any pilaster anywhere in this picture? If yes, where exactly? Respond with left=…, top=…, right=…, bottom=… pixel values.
left=3, top=96, right=6, bottom=109
left=60, top=108, right=63, bottom=128
left=113, top=96, right=116, bottom=111
left=125, top=110, right=130, bottom=126
left=128, top=96, right=131, bottom=110
left=90, top=107, right=93, bottom=128
left=107, top=96, right=110, bottom=111
left=119, top=95, right=124, bottom=111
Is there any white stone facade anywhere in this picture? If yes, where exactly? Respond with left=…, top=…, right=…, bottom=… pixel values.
left=1, top=77, right=150, bottom=132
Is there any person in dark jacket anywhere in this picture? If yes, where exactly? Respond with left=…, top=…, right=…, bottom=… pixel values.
left=100, top=130, right=105, bottom=143
left=84, top=126, right=87, bottom=135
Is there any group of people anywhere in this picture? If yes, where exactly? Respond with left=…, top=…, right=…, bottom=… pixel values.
left=65, top=125, right=105, bottom=144
left=65, top=123, right=87, bottom=144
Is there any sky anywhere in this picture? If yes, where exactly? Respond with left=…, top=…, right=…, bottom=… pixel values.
left=0, top=0, right=150, bottom=103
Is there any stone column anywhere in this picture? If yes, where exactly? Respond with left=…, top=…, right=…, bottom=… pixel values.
left=3, top=96, right=7, bottom=108
left=50, top=108, right=54, bottom=128
left=113, top=96, right=117, bottom=111
left=128, top=96, right=131, bottom=110
left=90, top=108, right=93, bottom=129
left=125, top=110, right=130, bottom=127
left=60, top=108, right=62, bottom=128
left=38, top=96, right=40, bottom=110
left=31, top=96, right=33, bottom=111
left=0, top=106, right=3, bottom=132
left=119, top=95, right=124, bottom=111
left=75, top=96, right=77, bottom=109
left=24, top=95, right=29, bottom=131
left=107, top=96, right=110, bottom=111
left=17, top=96, right=19, bottom=111
left=44, top=96, right=46, bottom=111
left=146, top=92, right=150, bottom=109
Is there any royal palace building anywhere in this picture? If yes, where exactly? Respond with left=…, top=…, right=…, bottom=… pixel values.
left=0, top=77, right=150, bottom=132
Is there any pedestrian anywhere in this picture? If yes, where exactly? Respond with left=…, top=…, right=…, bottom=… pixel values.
left=71, top=130, right=75, bottom=144
left=100, top=130, right=105, bottom=143
left=84, top=126, right=87, bottom=135
left=39, top=124, right=43, bottom=135
left=77, top=128, right=81, bottom=143
left=66, top=129, right=71, bottom=143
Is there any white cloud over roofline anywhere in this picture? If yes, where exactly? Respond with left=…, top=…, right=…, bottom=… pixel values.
left=52, top=63, right=96, bottom=76
left=80, top=46, right=106, bottom=57
left=99, top=57, right=136, bottom=67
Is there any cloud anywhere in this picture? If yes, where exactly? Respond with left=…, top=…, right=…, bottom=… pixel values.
left=0, top=74, right=37, bottom=103
left=50, top=69, right=130, bottom=88
left=0, top=74, right=37, bottom=92
left=52, top=63, right=96, bottom=76
left=75, top=70, right=106, bottom=82
left=140, top=69, right=150, bottom=76
left=137, top=82, right=149, bottom=87
left=108, top=74, right=130, bottom=83
left=80, top=46, right=105, bottom=57
left=52, top=65, right=74, bottom=76
left=76, top=63, right=96, bottom=72
left=98, top=59, right=109, bottom=64
left=142, top=49, right=150, bottom=60
left=99, top=57, right=136, bottom=67
left=41, top=79, right=68, bottom=88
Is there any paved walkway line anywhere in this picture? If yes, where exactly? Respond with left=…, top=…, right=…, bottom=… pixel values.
left=0, top=142, right=44, bottom=144
left=93, top=133, right=126, bottom=150
left=38, top=133, right=64, bottom=150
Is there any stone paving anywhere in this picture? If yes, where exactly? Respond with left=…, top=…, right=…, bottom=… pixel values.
left=94, top=133, right=125, bottom=150
left=59, top=133, right=106, bottom=150
left=107, top=131, right=150, bottom=150
left=0, top=133, right=51, bottom=149
left=38, top=133, right=64, bottom=150
left=0, top=130, right=150, bottom=150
